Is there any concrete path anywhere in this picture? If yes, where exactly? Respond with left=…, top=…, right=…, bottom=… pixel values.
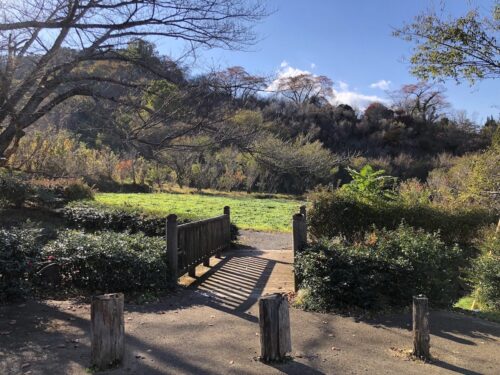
left=1, top=230, right=499, bottom=375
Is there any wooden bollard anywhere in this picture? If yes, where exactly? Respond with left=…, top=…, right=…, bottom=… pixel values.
left=259, top=293, right=291, bottom=362
left=91, top=293, right=124, bottom=370
left=166, top=214, right=178, bottom=283
left=413, top=295, right=430, bottom=360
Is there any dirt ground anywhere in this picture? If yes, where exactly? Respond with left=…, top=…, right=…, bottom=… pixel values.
left=1, top=230, right=499, bottom=375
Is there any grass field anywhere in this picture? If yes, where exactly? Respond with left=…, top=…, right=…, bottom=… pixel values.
left=454, top=296, right=500, bottom=323
left=95, top=192, right=304, bottom=232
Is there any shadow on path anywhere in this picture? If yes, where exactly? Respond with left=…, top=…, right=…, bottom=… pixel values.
left=187, top=248, right=278, bottom=323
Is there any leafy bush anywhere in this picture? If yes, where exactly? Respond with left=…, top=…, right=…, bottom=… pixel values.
left=63, top=181, right=94, bottom=201
left=0, top=227, right=43, bottom=301
left=0, top=170, right=31, bottom=208
left=470, top=226, right=500, bottom=310
left=42, top=230, right=169, bottom=293
left=308, top=188, right=493, bottom=249
left=295, top=224, right=463, bottom=311
left=64, top=202, right=240, bottom=240
left=63, top=203, right=170, bottom=236
left=341, top=165, right=397, bottom=201
left=30, top=178, right=94, bottom=206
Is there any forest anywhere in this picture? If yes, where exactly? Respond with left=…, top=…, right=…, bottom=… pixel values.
left=3, top=43, right=498, bottom=196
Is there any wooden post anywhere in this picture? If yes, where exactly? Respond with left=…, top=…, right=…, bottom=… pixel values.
left=91, top=293, right=124, bottom=370
left=166, top=214, right=178, bottom=283
left=293, top=213, right=307, bottom=292
left=188, top=267, right=196, bottom=278
left=217, top=205, right=230, bottom=258
left=259, top=293, right=291, bottom=362
left=413, top=295, right=430, bottom=360
left=299, top=205, right=306, bottom=222
left=224, top=205, right=231, bottom=248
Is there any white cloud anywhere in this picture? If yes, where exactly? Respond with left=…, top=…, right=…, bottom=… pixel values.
left=331, top=90, right=388, bottom=110
left=370, top=79, right=391, bottom=90
left=338, top=81, right=349, bottom=91
left=310, top=62, right=316, bottom=69
left=266, top=62, right=312, bottom=92
left=268, top=62, right=388, bottom=110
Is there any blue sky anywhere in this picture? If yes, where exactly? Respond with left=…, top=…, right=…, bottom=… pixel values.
left=157, top=0, right=499, bottom=123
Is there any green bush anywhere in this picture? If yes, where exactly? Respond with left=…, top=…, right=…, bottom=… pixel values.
left=295, top=224, right=463, bottom=311
left=63, top=203, right=171, bottom=236
left=0, top=171, right=30, bottom=208
left=0, top=227, right=43, bottom=301
left=42, top=230, right=169, bottom=293
left=63, top=181, right=94, bottom=201
left=308, top=188, right=493, bottom=249
left=63, top=202, right=240, bottom=240
left=470, top=226, right=500, bottom=310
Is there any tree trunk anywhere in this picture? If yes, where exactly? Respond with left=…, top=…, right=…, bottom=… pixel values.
left=0, top=122, right=18, bottom=164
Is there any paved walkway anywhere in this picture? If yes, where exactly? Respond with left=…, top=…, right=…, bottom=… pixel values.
left=179, top=230, right=294, bottom=318
left=1, top=230, right=499, bottom=375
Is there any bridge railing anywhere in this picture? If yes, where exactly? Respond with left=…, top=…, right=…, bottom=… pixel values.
left=166, top=206, right=231, bottom=281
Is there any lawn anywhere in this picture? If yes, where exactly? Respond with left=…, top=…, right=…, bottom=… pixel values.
left=454, top=296, right=500, bottom=323
left=94, top=192, right=304, bottom=232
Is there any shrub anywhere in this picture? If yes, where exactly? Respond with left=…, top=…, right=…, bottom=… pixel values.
left=0, top=227, right=43, bottom=301
left=42, top=230, right=169, bottom=293
left=63, top=202, right=240, bottom=240
left=295, top=224, right=463, bottom=311
left=308, top=188, right=493, bottom=249
left=63, top=203, right=170, bottom=236
left=0, top=170, right=31, bottom=208
left=30, top=178, right=94, bottom=207
left=62, top=181, right=94, bottom=201
left=470, top=226, right=500, bottom=310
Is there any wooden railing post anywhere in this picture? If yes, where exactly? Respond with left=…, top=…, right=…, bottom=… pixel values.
left=413, top=295, right=430, bottom=360
left=166, top=214, right=178, bottom=283
left=299, top=205, right=306, bottom=222
left=293, top=212, right=307, bottom=292
left=215, top=205, right=230, bottom=258
left=91, top=293, right=124, bottom=370
left=259, top=293, right=291, bottom=362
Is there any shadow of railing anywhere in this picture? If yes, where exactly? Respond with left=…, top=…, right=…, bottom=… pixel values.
left=187, top=250, right=277, bottom=323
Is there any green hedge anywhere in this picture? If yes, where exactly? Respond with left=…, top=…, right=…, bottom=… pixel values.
left=0, top=227, right=43, bottom=301
left=63, top=203, right=172, bottom=236
left=63, top=202, right=240, bottom=240
left=295, top=224, right=463, bottom=311
left=308, top=189, right=493, bottom=249
left=0, top=169, right=93, bottom=208
left=470, top=226, right=500, bottom=310
left=42, top=230, right=169, bottom=293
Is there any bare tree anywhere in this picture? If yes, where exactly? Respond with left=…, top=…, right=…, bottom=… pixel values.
left=274, top=73, right=334, bottom=106
left=211, top=66, right=267, bottom=104
left=0, top=0, right=267, bottom=164
left=390, top=82, right=449, bottom=123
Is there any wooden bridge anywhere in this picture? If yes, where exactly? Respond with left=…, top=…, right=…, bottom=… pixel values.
left=165, top=206, right=302, bottom=320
